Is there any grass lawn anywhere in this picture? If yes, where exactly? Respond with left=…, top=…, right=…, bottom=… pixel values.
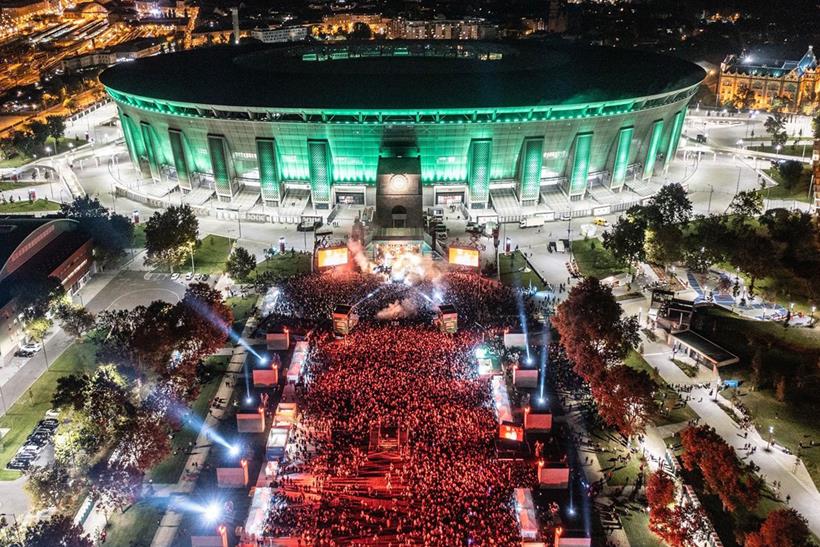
left=131, top=224, right=146, bottom=249
left=624, top=350, right=698, bottom=426
left=750, top=143, right=811, bottom=156
left=104, top=499, right=166, bottom=547
left=192, top=235, right=232, bottom=275
left=589, top=426, right=643, bottom=486
left=761, top=167, right=813, bottom=203
left=227, top=295, right=257, bottom=333
left=0, top=180, right=49, bottom=192
left=0, top=198, right=61, bottom=213
left=498, top=251, right=545, bottom=291
left=255, top=252, right=312, bottom=279
left=148, top=355, right=229, bottom=484
left=621, top=509, right=664, bottom=547
left=0, top=340, right=98, bottom=481
left=572, top=238, right=628, bottom=279
left=0, top=155, right=32, bottom=168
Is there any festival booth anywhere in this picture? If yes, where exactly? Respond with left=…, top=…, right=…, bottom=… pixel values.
left=513, top=367, right=538, bottom=389
left=524, top=407, right=552, bottom=433
left=537, top=463, right=570, bottom=488
left=191, top=535, right=223, bottom=547
left=514, top=488, right=539, bottom=540
left=216, top=460, right=249, bottom=488
left=557, top=538, right=592, bottom=546
left=273, top=402, right=298, bottom=425
left=287, top=341, right=309, bottom=384
left=436, top=304, right=458, bottom=333
left=236, top=395, right=266, bottom=433
left=266, top=329, right=290, bottom=351
left=252, top=352, right=280, bottom=388
left=503, top=332, right=528, bottom=348
left=332, top=304, right=359, bottom=336
left=281, top=383, right=297, bottom=404
left=491, top=376, right=513, bottom=424
left=242, top=486, right=272, bottom=545
left=265, top=425, right=290, bottom=461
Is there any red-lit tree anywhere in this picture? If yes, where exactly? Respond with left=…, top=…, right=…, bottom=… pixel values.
left=645, top=470, right=706, bottom=547
left=745, top=508, right=812, bottom=547
left=590, top=365, right=656, bottom=437
left=679, top=425, right=759, bottom=511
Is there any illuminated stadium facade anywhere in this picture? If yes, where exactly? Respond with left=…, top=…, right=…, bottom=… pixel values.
left=100, top=41, right=704, bottom=214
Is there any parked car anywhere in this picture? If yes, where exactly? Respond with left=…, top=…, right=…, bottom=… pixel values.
left=171, top=272, right=180, bottom=280
left=185, top=272, right=194, bottom=281
left=201, top=273, right=210, bottom=281
left=21, top=342, right=42, bottom=353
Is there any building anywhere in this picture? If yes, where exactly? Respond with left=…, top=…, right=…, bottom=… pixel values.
left=251, top=25, right=308, bottom=44
left=99, top=41, right=703, bottom=214
left=0, top=0, right=52, bottom=23
left=61, top=36, right=167, bottom=73
left=388, top=18, right=497, bottom=40
left=717, top=46, right=818, bottom=113
left=0, top=218, right=95, bottom=363
left=133, top=0, right=185, bottom=19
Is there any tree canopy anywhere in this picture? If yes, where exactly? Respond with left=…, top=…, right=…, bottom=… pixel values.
left=144, top=204, right=199, bottom=270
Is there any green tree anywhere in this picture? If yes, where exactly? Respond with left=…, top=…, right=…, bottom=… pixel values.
left=25, top=120, right=49, bottom=148
left=144, top=204, right=199, bottom=271
left=22, top=514, right=93, bottom=547
left=777, top=160, right=804, bottom=189
left=25, top=464, right=86, bottom=512
left=764, top=112, right=788, bottom=147
left=55, top=303, right=94, bottom=338
left=60, top=196, right=134, bottom=266
left=602, top=212, right=647, bottom=266
left=45, top=115, right=66, bottom=153
left=644, top=183, right=692, bottom=227
left=728, top=190, right=763, bottom=220
left=349, top=21, right=373, bottom=40
left=52, top=373, right=90, bottom=411
left=732, top=86, right=755, bottom=111
left=12, top=276, right=64, bottom=322
left=226, top=246, right=257, bottom=282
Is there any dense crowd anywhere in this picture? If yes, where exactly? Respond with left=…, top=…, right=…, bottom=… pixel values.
left=263, top=324, right=533, bottom=544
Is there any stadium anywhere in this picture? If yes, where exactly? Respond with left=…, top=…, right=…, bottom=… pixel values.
left=100, top=41, right=704, bottom=223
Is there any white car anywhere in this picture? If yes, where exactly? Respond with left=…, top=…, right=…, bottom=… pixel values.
left=171, top=272, right=180, bottom=280
left=185, top=272, right=194, bottom=281
left=21, top=342, right=42, bottom=353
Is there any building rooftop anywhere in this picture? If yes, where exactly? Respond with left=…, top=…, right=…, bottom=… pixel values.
left=100, top=41, right=705, bottom=111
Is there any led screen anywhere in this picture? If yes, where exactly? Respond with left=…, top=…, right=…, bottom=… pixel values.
left=448, top=247, right=479, bottom=267
left=317, top=247, right=349, bottom=268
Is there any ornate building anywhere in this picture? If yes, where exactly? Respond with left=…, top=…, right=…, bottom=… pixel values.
left=717, top=46, right=818, bottom=113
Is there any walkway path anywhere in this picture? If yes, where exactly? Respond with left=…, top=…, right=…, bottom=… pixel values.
left=149, top=295, right=262, bottom=547
left=640, top=339, right=820, bottom=538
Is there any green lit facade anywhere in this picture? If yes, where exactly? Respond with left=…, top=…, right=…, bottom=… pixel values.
left=102, top=44, right=702, bottom=210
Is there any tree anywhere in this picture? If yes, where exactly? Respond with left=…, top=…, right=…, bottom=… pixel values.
left=646, top=470, right=676, bottom=508
left=644, top=225, right=685, bottom=266
left=83, top=365, right=133, bottom=444
left=25, top=464, right=86, bottom=512
left=349, top=21, right=372, bottom=40
left=175, top=282, right=234, bottom=362
left=25, top=120, right=49, bottom=148
left=765, top=112, right=788, bottom=147
left=92, top=463, right=143, bottom=513
left=553, top=277, right=638, bottom=382
left=226, top=246, right=257, bottom=282
left=731, top=230, right=776, bottom=296
left=52, top=373, right=90, bottom=411
left=109, top=410, right=170, bottom=472
left=645, top=183, right=693, bottom=227
left=645, top=470, right=706, bottom=546
left=679, top=425, right=759, bottom=511
left=45, top=115, right=66, bottom=153
left=729, top=190, right=763, bottom=220
left=22, top=515, right=93, bottom=547
left=682, top=215, right=731, bottom=272
left=732, top=86, right=755, bottom=111
left=12, top=276, right=64, bottom=322
left=602, top=212, right=647, bottom=266
left=777, top=160, right=804, bottom=189
left=55, top=303, right=95, bottom=338
left=745, top=508, right=812, bottom=547
left=60, top=196, right=134, bottom=266
left=812, top=113, right=820, bottom=140
left=591, top=364, right=656, bottom=437
left=144, top=204, right=199, bottom=271
left=24, top=317, right=51, bottom=345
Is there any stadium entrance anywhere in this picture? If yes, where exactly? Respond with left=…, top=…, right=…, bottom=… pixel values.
left=374, top=157, right=422, bottom=230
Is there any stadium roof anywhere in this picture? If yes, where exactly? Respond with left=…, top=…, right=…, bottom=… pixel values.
left=100, top=41, right=705, bottom=111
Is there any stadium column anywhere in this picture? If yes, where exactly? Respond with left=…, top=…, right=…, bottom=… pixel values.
left=117, top=109, right=139, bottom=169
left=119, top=112, right=150, bottom=179
left=467, top=138, right=492, bottom=208
left=207, top=134, right=234, bottom=199
left=517, top=137, right=543, bottom=206
left=642, top=119, right=664, bottom=180
left=139, top=121, right=161, bottom=181
left=610, top=126, right=634, bottom=190
left=168, top=128, right=192, bottom=191
left=307, top=139, right=332, bottom=209
left=568, top=132, right=593, bottom=198
left=663, top=110, right=685, bottom=172
left=256, top=137, right=281, bottom=205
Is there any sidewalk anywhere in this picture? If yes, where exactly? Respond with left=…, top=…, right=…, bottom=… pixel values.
left=640, top=339, right=820, bottom=538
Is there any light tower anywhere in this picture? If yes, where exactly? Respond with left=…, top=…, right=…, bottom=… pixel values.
left=231, top=7, right=240, bottom=45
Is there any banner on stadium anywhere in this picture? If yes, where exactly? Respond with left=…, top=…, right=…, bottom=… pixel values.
left=317, top=246, right=349, bottom=268
left=448, top=246, right=480, bottom=267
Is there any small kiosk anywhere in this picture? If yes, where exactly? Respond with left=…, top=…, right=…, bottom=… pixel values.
left=332, top=304, right=358, bottom=336
left=265, top=425, right=290, bottom=461
left=436, top=304, right=458, bottom=333
left=252, top=353, right=280, bottom=388
left=236, top=394, right=266, bottom=433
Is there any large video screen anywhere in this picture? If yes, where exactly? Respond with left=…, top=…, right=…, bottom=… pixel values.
left=448, top=247, right=480, bottom=268
left=317, top=247, right=349, bottom=268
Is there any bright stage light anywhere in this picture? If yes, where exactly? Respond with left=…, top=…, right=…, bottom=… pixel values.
left=568, top=506, right=576, bottom=517
left=228, top=444, right=240, bottom=456
left=203, top=502, right=221, bottom=523
left=244, top=397, right=253, bottom=405
left=258, top=355, right=269, bottom=365
left=525, top=356, right=534, bottom=365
